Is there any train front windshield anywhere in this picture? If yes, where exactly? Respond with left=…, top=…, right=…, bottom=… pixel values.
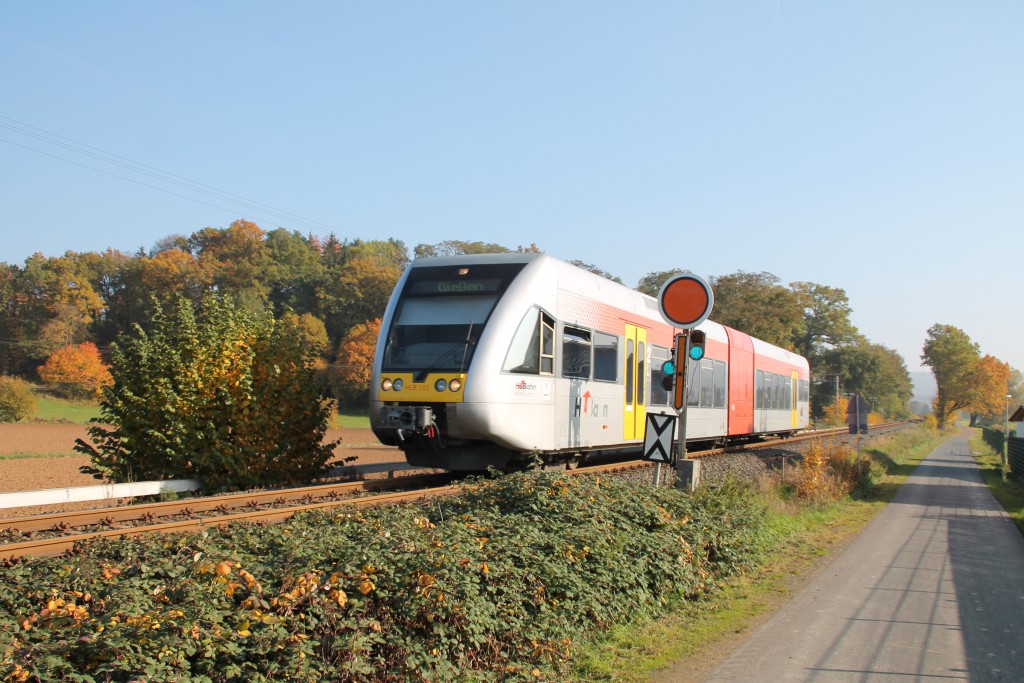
left=382, top=263, right=525, bottom=377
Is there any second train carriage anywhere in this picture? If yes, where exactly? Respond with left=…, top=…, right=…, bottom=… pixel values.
left=370, top=253, right=809, bottom=470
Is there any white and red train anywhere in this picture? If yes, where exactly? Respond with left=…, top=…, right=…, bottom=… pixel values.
left=370, top=253, right=809, bottom=470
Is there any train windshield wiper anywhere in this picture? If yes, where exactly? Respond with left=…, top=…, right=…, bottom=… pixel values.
left=413, top=324, right=476, bottom=383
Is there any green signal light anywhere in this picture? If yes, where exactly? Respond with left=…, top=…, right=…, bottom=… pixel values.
left=688, top=346, right=705, bottom=361
left=661, top=360, right=676, bottom=375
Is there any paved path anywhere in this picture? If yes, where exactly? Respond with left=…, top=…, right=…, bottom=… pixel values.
left=700, top=430, right=1024, bottom=682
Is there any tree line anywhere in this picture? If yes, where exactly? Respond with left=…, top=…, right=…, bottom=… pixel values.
left=0, top=220, right=1014, bottom=424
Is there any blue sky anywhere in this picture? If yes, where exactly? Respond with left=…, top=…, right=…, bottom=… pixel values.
left=2, top=2, right=1021, bottom=377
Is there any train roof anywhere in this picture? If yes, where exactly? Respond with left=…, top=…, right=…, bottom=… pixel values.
left=406, top=253, right=806, bottom=368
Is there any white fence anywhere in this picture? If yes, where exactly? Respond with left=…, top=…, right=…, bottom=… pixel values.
left=0, top=479, right=201, bottom=510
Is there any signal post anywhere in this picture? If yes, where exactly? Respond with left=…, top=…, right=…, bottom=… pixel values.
left=648, top=273, right=714, bottom=489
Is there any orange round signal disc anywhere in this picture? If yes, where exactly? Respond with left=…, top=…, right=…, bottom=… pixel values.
left=658, top=274, right=714, bottom=328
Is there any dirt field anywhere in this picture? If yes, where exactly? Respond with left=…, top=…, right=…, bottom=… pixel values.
left=0, top=423, right=401, bottom=517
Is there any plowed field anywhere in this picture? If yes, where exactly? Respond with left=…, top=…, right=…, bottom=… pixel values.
left=0, top=423, right=400, bottom=516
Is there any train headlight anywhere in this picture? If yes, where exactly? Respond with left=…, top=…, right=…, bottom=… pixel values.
left=392, top=378, right=404, bottom=392
left=381, top=378, right=393, bottom=391
left=449, top=379, right=462, bottom=392
left=434, top=379, right=448, bottom=392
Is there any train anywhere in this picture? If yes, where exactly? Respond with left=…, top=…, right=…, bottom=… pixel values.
left=369, top=253, right=810, bottom=470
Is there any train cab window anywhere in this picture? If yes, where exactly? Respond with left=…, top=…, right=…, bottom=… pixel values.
left=561, top=326, right=592, bottom=379
left=650, top=346, right=671, bottom=406
left=502, top=307, right=555, bottom=376
left=799, top=380, right=809, bottom=403
left=593, top=331, right=618, bottom=382
left=541, top=317, right=554, bottom=374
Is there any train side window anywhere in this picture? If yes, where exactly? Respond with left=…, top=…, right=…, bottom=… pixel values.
left=764, top=373, right=774, bottom=410
left=799, top=380, right=809, bottom=402
left=755, top=370, right=764, bottom=409
left=713, top=360, right=726, bottom=408
left=593, top=331, right=618, bottom=382
left=562, top=326, right=592, bottom=379
left=625, top=339, right=634, bottom=400
left=700, top=360, right=714, bottom=407
left=687, top=360, right=700, bottom=407
left=502, top=308, right=555, bottom=376
left=650, top=346, right=671, bottom=406
left=636, top=341, right=645, bottom=406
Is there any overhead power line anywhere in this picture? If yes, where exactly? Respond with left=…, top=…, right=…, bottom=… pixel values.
left=0, top=114, right=359, bottom=241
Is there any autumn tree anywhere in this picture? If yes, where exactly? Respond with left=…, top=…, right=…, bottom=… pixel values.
left=636, top=269, right=687, bottom=297
left=77, top=293, right=338, bottom=491
left=707, top=271, right=804, bottom=350
left=189, top=219, right=273, bottom=312
left=37, top=342, right=112, bottom=400
left=921, top=324, right=979, bottom=429
left=97, top=246, right=214, bottom=344
left=321, top=254, right=403, bottom=343
left=568, top=260, right=623, bottom=284
left=280, top=312, right=330, bottom=369
left=265, top=228, right=325, bottom=315
left=790, top=281, right=857, bottom=359
left=0, top=375, right=36, bottom=422
left=967, top=355, right=1011, bottom=426
left=1010, top=368, right=1024, bottom=409
left=858, top=343, right=913, bottom=419
left=332, top=318, right=382, bottom=409
left=414, top=240, right=512, bottom=258
left=10, top=253, right=105, bottom=365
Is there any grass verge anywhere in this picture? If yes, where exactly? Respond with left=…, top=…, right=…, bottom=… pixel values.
left=569, top=425, right=948, bottom=682
left=970, top=430, right=1024, bottom=535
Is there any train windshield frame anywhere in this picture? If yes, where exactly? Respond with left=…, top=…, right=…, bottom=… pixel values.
left=382, top=263, right=526, bottom=377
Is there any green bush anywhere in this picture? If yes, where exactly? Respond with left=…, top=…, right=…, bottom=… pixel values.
left=0, top=471, right=776, bottom=682
left=0, top=376, right=36, bottom=423
left=75, top=293, right=338, bottom=491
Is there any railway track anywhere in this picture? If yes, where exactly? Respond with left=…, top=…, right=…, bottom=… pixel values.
left=1, top=421, right=913, bottom=561
left=0, top=472, right=458, bottom=561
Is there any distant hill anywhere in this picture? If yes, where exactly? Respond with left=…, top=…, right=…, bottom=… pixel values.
left=911, top=372, right=936, bottom=404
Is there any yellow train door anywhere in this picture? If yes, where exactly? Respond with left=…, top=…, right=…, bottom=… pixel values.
left=791, top=371, right=799, bottom=428
left=623, top=324, right=647, bottom=440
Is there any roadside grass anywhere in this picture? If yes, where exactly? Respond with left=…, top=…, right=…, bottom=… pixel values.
left=570, top=425, right=948, bottom=682
left=33, top=394, right=102, bottom=424
left=970, top=430, right=1024, bottom=535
